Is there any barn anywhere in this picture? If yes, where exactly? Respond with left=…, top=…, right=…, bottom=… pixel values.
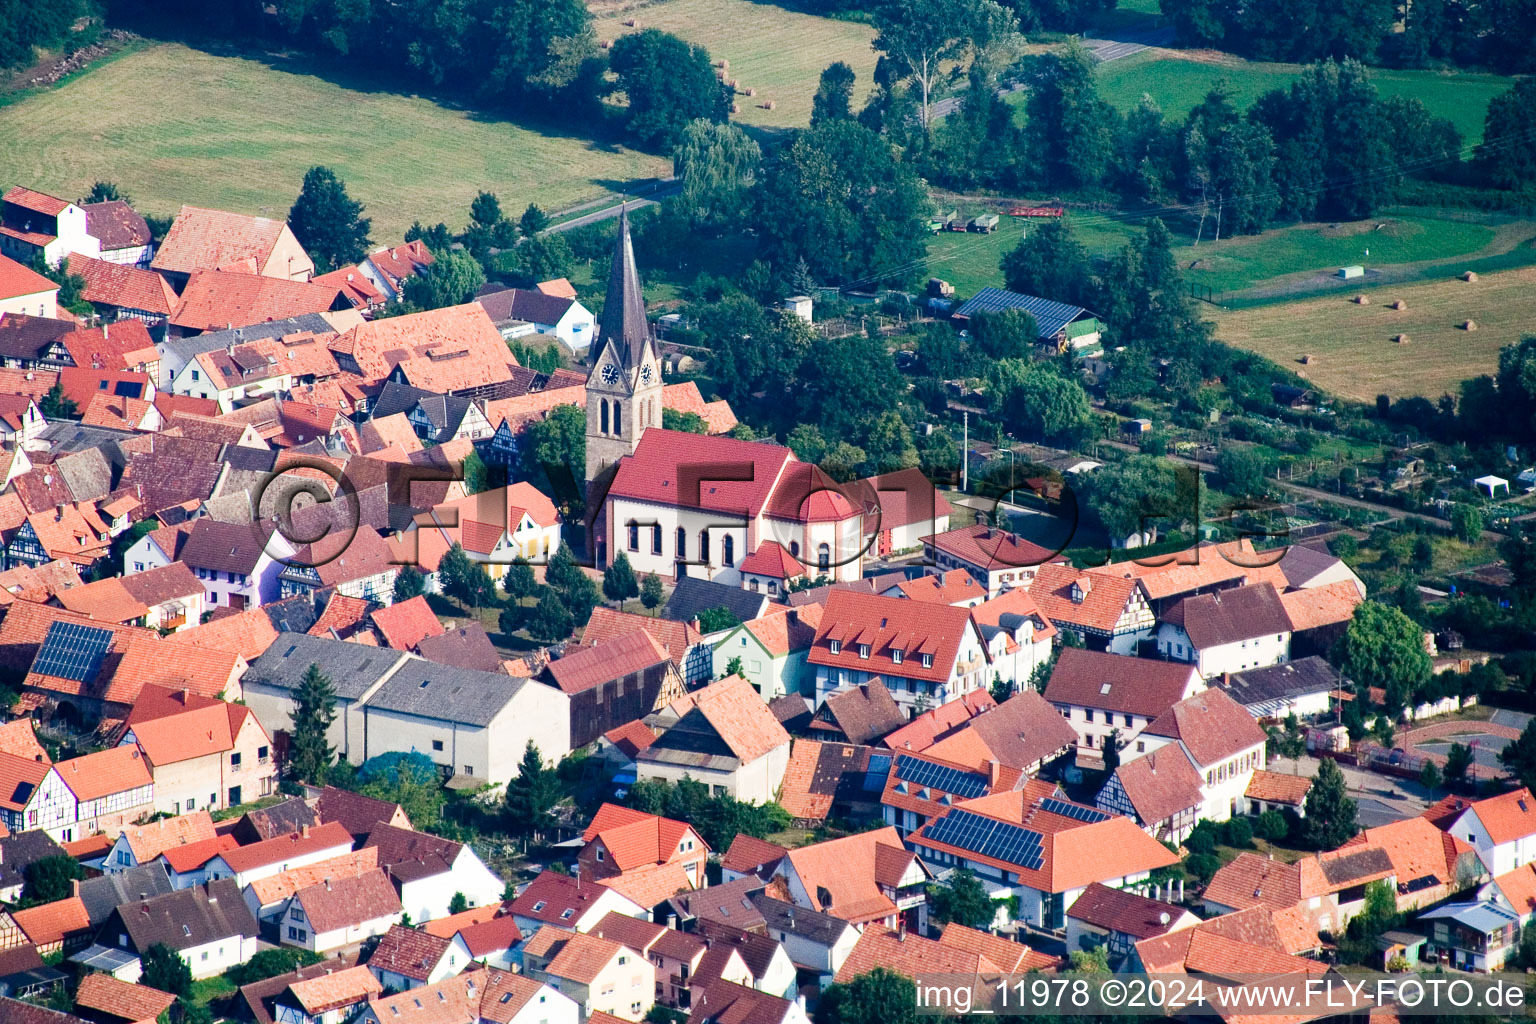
left=950, top=287, right=1103, bottom=355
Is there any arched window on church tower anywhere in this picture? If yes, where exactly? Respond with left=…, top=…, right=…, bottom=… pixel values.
left=600, top=400, right=609, bottom=435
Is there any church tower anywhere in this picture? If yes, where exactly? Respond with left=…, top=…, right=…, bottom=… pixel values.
left=585, top=205, right=663, bottom=485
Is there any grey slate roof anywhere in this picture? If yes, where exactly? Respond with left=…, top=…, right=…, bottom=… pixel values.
left=222, top=444, right=278, bottom=474
left=476, top=285, right=577, bottom=329
left=0, top=831, right=66, bottom=894
left=158, top=313, right=337, bottom=371
left=661, top=577, right=771, bottom=626
left=414, top=623, right=505, bottom=673
left=262, top=592, right=320, bottom=635
left=35, top=422, right=133, bottom=473
left=1223, top=656, right=1342, bottom=709
left=54, top=447, right=114, bottom=502
left=77, top=862, right=176, bottom=925
left=365, top=659, right=532, bottom=727
left=951, top=287, right=1096, bottom=339
left=113, top=878, right=259, bottom=953
left=750, top=894, right=852, bottom=947
left=368, top=380, right=437, bottom=420
left=244, top=633, right=408, bottom=701
left=1277, top=544, right=1345, bottom=589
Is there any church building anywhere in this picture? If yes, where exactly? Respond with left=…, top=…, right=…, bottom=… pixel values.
left=586, top=209, right=867, bottom=585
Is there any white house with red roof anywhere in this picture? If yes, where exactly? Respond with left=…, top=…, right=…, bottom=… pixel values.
left=1445, top=787, right=1536, bottom=875
left=773, top=826, right=932, bottom=931
left=359, top=241, right=435, bottom=302
left=737, top=541, right=807, bottom=597
left=1128, top=687, right=1268, bottom=823
left=601, top=429, right=867, bottom=586
left=577, top=803, right=709, bottom=909
left=1043, top=648, right=1206, bottom=767
left=509, top=871, right=647, bottom=935
left=1154, top=582, right=1294, bottom=676
left=407, top=483, right=561, bottom=583
left=850, top=468, right=952, bottom=557
left=0, top=255, right=59, bottom=318
left=921, top=524, right=1063, bottom=597
left=121, top=686, right=278, bottom=815
left=0, top=187, right=99, bottom=267
left=808, top=590, right=991, bottom=714
left=202, top=821, right=355, bottom=888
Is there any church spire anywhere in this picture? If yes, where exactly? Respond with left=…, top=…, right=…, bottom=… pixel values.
left=597, top=204, right=652, bottom=369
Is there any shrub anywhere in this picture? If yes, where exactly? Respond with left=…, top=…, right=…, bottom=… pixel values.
left=1220, top=817, right=1254, bottom=848
left=1256, top=810, right=1289, bottom=842
left=1186, top=853, right=1221, bottom=881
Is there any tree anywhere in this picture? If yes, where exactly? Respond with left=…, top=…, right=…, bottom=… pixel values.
left=39, top=382, right=77, bottom=420
left=227, top=948, right=324, bottom=986
left=990, top=674, right=1013, bottom=704
left=405, top=220, right=454, bottom=252
left=462, top=449, right=491, bottom=495
left=448, top=892, right=469, bottom=915
left=1269, top=713, right=1307, bottom=772
left=928, top=868, right=995, bottom=928
left=673, top=119, right=761, bottom=230
left=1500, top=721, right=1536, bottom=792
left=816, top=968, right=916, bottom=1024
left=548, top=546, right=599, bottom=625
left=21, top=854, right=83, bottom=906
left=754, top=120, right=930, bottom=287
left=696, top=606, right=740, bottom=633
left=1102, top=728, right=1123, bottom=774
left=439, top=543, right=497, bottom=609
left=1216, top=446, right=1271, bottom=499
left=641, top=572, right=664, bottom=610
left=526, top=588, right=575, bottom=641
left=82, top=181, right=126, bottom=204
left=971, top=309, right=1039, bottom=361
left=1451, top=504, right=1484, bottom=544
left=288, top=166, right=371, bottom=273
left=1000, top=219, right=1093, bottom=307
left=288, top=663, right=337, bottom=783
left=1335, top=602, right=1432, bottom=716
left=986, top=359, right=1092, bottom=443
left=358, top=750, right=444, bottom=828
left=505, top=558, right=539, bottom=601
left=32, top=254, right=91, bottom=317
left=400, top=248, right=486, bottom=311
left=520, top=204, right=550, bottom=236
left=1478, top=79, right=1536, bottom=189
left=663, top=409, right=709, bottom=433
left=608, top=30, right=728, bottom=151
left=1419, top=758, right=1442, bottom=797
left=393, top=565, right=427, bottom=601
left=501, top=232, right=575, bottom=288
left=871, top=0, right=1015, bottom=131
left=811, top=61, right=856, bottom=125
left=519, top=404, right=585, bottom=517
left=1444, top=742, right=1474, bottom=787
left=140, top=943, right=192, bottom=997
left=1303, top=758, right=1358, bottom=849
left=604, top=551, right=640, bottom=604
left=1256, top=809, right=1289, bottom=841
left=1023, top=42, right=1119, bottom=188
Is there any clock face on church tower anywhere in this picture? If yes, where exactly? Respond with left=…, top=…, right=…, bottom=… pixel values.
left=600, top=362, right=621, bottom=387
left=640, top=364, right=654, bottom=385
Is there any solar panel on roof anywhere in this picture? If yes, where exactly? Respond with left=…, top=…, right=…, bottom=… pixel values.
left=952, top=287, right=1089, bottom=339
left=924, top=809, right=1044, bottom=870
left=32, top=621, right=114, bottom=683
left=1039, top=797, right=1111, bottom=823
left=895, top=754, right=989, bottom=799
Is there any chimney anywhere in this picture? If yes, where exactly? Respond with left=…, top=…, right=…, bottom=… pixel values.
left=667, top=914, right=678, bottom=930
left=71, top=878, right=80, bottom=898
left=103, top=323, right=109, bottom=339
left=302, top=825, right=310, bottom=838
left=55, top=503, right=64, bottom=521
left=987, top=760, right=1000, bottom=787
left=897, top=921, right=906, bottom=942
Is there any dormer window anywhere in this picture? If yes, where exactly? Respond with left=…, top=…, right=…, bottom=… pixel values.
left=858, top=644, right=870, bottom=659
left=828, top=639, right=841, bottom=655
left=921, top=653, right=934, bottom=668
left=891, top=648, right=903, bottom=664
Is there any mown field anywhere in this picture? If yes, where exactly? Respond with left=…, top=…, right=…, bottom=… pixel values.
left=1211, top=266, right=1536, bottom=401
left=591, top=0, right=878, bottom=130
left=0, top=43, right=671, bottom=240
left=1092, top=50, right=1512, bottom=145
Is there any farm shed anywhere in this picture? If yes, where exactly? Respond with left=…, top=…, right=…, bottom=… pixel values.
left=1121, top=418, right=1152, bottom=436
left=950, top=287, right=1103, bottom=354
left=1338, top=266, right=1364, bottom=279
left=1473, top=475, right=1509, bottom=498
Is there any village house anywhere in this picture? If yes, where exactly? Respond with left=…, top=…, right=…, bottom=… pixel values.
left=169, top=331, right=341, bottom=409
left=100, top=811, right=217, bottom=874
left=277, top=526, right=399, bottom=606
left=1044, top=648, right=1205, bottom=767
left=578, top=803, right=709, bottom=911
left=268, top=965, right=382, bottom=1024
left=0, top=187, right=103, bottom=267
left=58, top=562, right=204, bottom=632
left=369, top=381, right=495, bottom=444
left=1222, top=656, right=1342, bottom=721
left=476, top=285, right=596, bottom=352
left=1131, top=905, right=1329, bottom=978
left=508, top=871, right=647, bottom=935
left=1444, top=787, right=1536, bottom=875
left=243, top=848, right=379, bottom=929
left=278, top=868, right=404, bottom=953
left=709, top=608, right=819, bottom=701
left=1203, top=846, right=1396, bottom=937
left=522, top=927, right=655, bottom=1021
left=1244, top=770, right=1313, bottom=820
left=1027, top=562, right=1156, bottom=654
left=635, top=675, right=792, bottom=805
left=0, top=259, right=58, bottom=318
left=151, top=205, right=315, bottom=291
left=155, top=834, right=241, bottom=889
left=365, top=823, right=504, bottom=922
left=544, top=630, right=684, bottom=749
left=329, top=303, right=518, bottom=390
left=365, top=924, right=471, bottom=990
left=125, top=518, right=296, bottom=611
left=832, top=924, right=1013, bottom=985
left=357, top=241, right=435, bottom=303
left=360, top=969, right=577, bottom=1024
left=1155, top=582, right=1294, bottom=676
left=808, top=678, right=906, bottom=746
left=200, top=822, right=355, bottom=890
left=735, top=541, right=807, bottom=598
left=121, top=689, right=278, bottom=815
left=583, top=608, right=710, bottom=686
left=773, top=826, right=931, bottom=932
left=749, top=893, right=859, bottom=981
left=98, top=878, right=260, bottom=980
left=586, top=911, right=720, bottom=1008
left=72, top=971, right=177, bottom=1024
left=880, top=751, right=1032, bottom=841
left=1122, top=687, right=1268, bottom=824
left=166, top=271, right=350, bottom=339
left=907, top=790, right=1179, bottom=930
left=406, top=484, right=562, bottom=585
left=49, top=745, right=156, bottom=844
left=1063, top=882, right=1200, bottom=968
left=921, top=524, right=1062, bottom=596
left=848, top=468, right=952, bottom=557
left=1097, top=748, right=1204, bottom=844
left=0, top=394, right=45, bottom=445
left=1346, top=816, right=1479, bottom=912
left=808, top=590, right=993, bottom=715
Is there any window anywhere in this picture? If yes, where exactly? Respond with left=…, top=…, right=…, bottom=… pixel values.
left=892, top=649, right=903, bottom=664
left=191, top=370, right=200, bottom=381
left=463, top=765, right=473, bottom=775
left=230, top=752, right=241, bottom=768
left=134, top=562, right=143, bottom=572
left=699, top=530, right=711, bottom=564
left=628, top=522, right=639, bottom=551
left=1137, top=741, right=1145, bottom=752
left=596, top=849, right=605, bottom=862
left=619, top=955, right=628, bottom=965
left=652, top=524, right=662, bottom=555
left=432, top=740, right=444, bottom=751
left=258, top=745, right=269, bottom=762
left=201, top=951, right=209, bottom=961
left=601, top=400, right=610, bottom=434
left=723, top=534, right=734, bottom=567
left=858, top=644, right=870, bottom=659
left=818, top=542, right=830, bottom=571
left=186, top=797, right=195, bottom=809
left=1123, top=714, right=1132, bottom=727
left=828, top=639, right=841, bottom=655
left=560, top=908, right=574, bottom=920
left=532, top=901, right=546, bottom=912
left=790, top=540, right=800, bottom=557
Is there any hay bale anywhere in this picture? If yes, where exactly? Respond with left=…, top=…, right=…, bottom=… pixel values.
left=760, top=99, right=776, bottom=110
left=726, top=78, right=737, bottom=89
left=1300, top=354, right=1316, bottom=365
left=1395, top=333, right=1410, bottom=344
left=623, top=17, right=640, bottom=26
left=717, top=69, right=727, bottom=80
left=598, top=38, right=611, bottom=48
left=1353, top=294, right=1368, bottom=304
left=1463, top=319, right=1478, bottom=331
left=730, top=102, right=739, bottom=114
left=717, top=58, right=729, bottom=69
left=1391, top=299, right=1407, bottom=310
left=1463, top=271, right=1478, bottom=282
left=742, top=86, right=755, bottom=97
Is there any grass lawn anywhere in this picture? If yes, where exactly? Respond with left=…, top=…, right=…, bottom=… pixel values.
left=0, top=42, right=670, bottom=239
left=925, top=211, right=1143, bottom=296
left=1091, top=50, right=1512, bottom=144
left=1212, top=265, right=1536, bottom=401
left=591, top=0, right=878, bottom=131
left=189, top=976, right=238, bottom=1007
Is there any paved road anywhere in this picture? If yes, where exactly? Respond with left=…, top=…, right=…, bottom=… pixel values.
left=548, top=178, right=680, bottom=233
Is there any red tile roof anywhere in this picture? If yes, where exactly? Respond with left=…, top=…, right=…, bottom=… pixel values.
left=12, top=895, right=91, bottom=948
left=161, top=833, right=242, bottom=873
left=0, top=750, right=50, bottom=811
left=1066, top=882, right=1191, bottom=939
left=1458, top=786, right=1536, bottom=844
left=1163, top=582, right=1292, bottom=648
left=293, top=869, right=402, bottom=932
left=1044, top=647, right=1201, bottom=715
left=1279, top=580, right=1364, bottom=632
left=894, top=568, right=986, bottom=604
left=4, top=186, right=69, bottom=217
left=583, top=802, right=703, bottom=870
left=782, top=827, right=918, bottom=923
left=366, top=242, right=435, bottom=291
left=849, top=469, right=954, bottom=532
left=1111, top=746, right=1204, bottom=825
left=171, top=270, right=344, bottom=333
left=74, top=970, right=176, bottom=1023
left=601, top=720, right=657, bottom=759
left=54, top=744, right=152, bottom=801
left=366, top=924, right=453, bottom=981
left=0, top=256, right=59, bottom=300
left=1245, top=770, right=1312, bottom=806
left=937, top=922, right=1061, bottom=972
left=509, top=870, right=623, bottom=925
left=923, top=523, right=1060, bottom=574
left=721, top=835, right=789, bottom=877
left=810, top=679, right=906, bottom=745
left=608, top=428, right=796, bottom=520
left=1029, top=561, right=1144, bottom=633
left=151, top=205, right=298, bottom=277
left=835, top=925, right=997, bottom=983
left=661, top=381, right=738, bottom=434
left=925, top=689, right=1078, bottom=772
left=219, top=822, right=353, bottom=873
left=880, top=690, right=996, bottom=753
left=370, top=596, right=444, bottom=651
left=547, top=629, right=669, bottom=694
left=1143, top=687, right=1267, bottom=767
left=129, top=700, right=254, bottom=765
left=664, top=674, right=791, bottom=764
left=118, top=811, right=217, bottom=863
left=580, top=606, right=701, bottom=664
left=332, top=303, right=515, bottom=388
left=0, top=721, right=47, bottom=762
left=738, top=541, right=803, bottom=579
left=69, top=256, right=177, bottom=318
left=808, top=590, right=980, bottom=686
left=742, top=606, right=819, bottom=658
